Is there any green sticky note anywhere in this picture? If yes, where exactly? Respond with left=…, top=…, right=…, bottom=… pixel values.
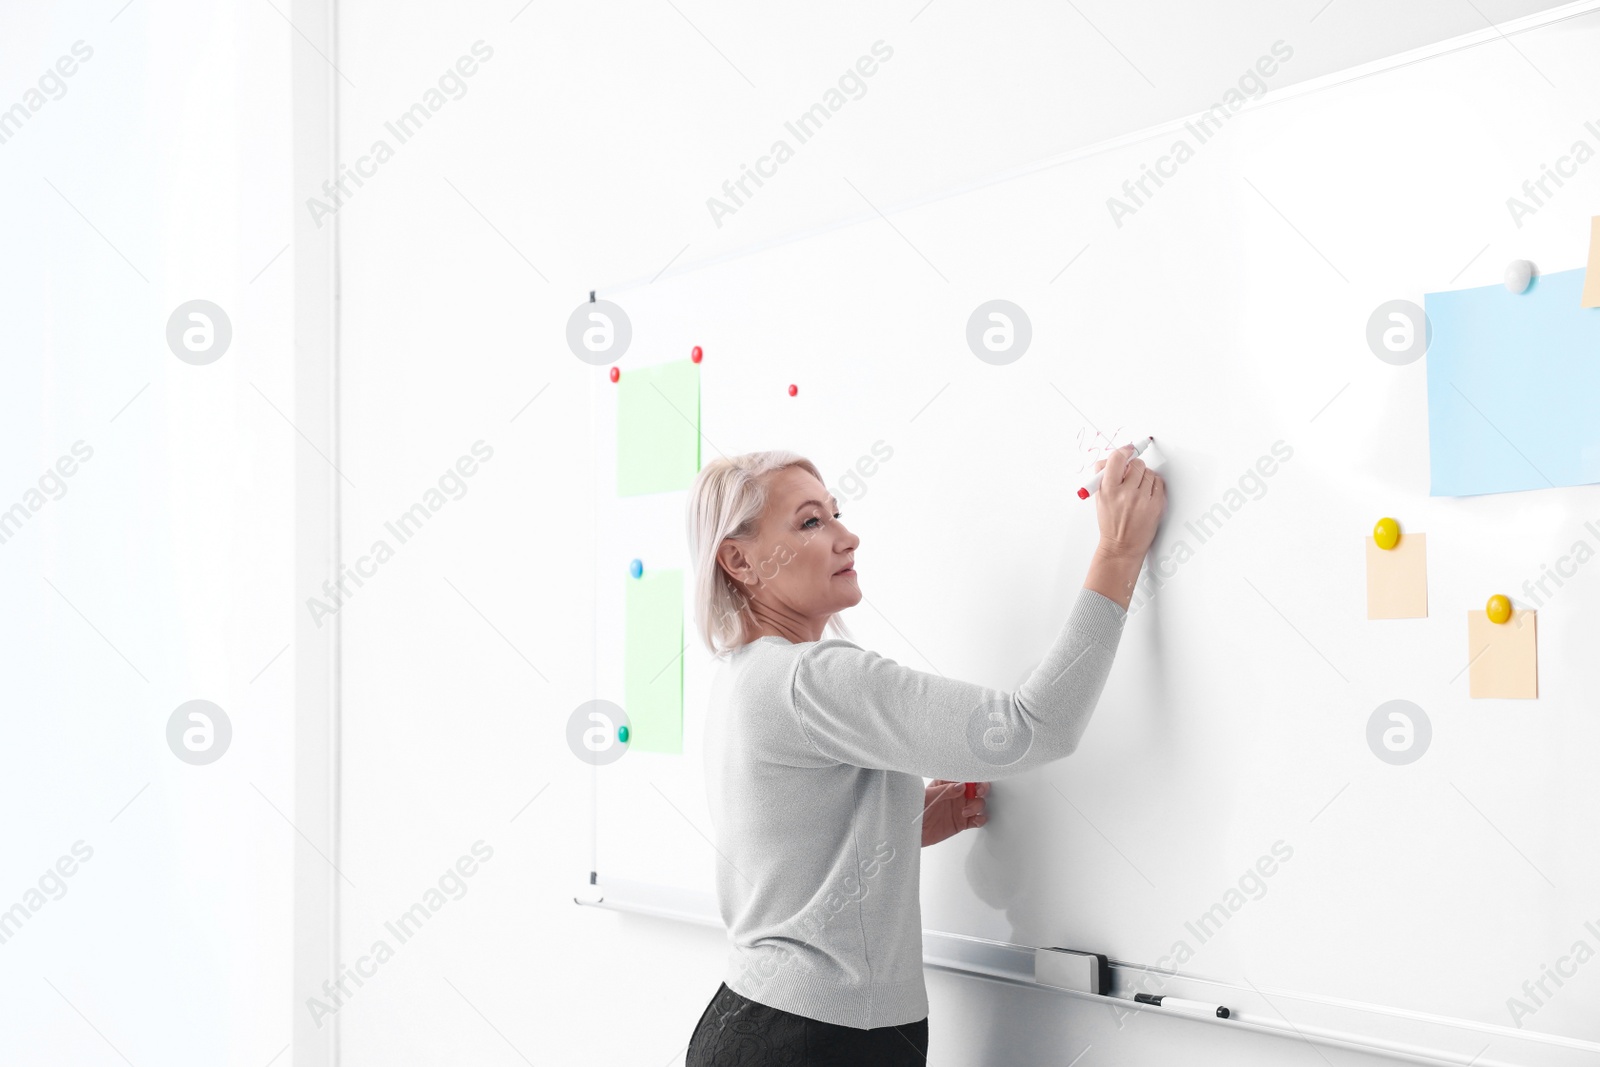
left=624, top=568, right=684, bottom=754
left=617, top=359, right=701, bottom=495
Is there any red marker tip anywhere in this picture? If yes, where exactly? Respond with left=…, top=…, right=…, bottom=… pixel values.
left=1077, top=487, right=1090, bottom=500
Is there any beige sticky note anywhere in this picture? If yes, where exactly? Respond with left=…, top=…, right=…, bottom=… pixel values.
left=1467, top=609, right=1538, bottom=699
left=1366, top=533, right=1427, bottom=619
left=1583, top=216, right=1600, bottom=309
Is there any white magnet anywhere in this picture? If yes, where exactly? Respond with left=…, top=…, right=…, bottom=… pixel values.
left=1504, top=259, right=1536, bottom=294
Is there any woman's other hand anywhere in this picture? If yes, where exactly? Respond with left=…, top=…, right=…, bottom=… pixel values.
left=922, top=779, right=988, bottom=847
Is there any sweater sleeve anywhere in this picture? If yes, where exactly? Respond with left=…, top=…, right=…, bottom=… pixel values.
left=788, top=587, right=1129, bottom=780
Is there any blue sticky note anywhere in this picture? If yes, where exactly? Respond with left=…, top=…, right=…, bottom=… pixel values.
left=1425, top=267, right=1600, bottom=497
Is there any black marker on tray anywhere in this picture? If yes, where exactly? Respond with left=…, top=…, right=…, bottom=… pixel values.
left=1134, top=993, right=1231, bottom=1019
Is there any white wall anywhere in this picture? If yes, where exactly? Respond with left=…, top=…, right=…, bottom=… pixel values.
left=0, top=2, right=298, bottom=1063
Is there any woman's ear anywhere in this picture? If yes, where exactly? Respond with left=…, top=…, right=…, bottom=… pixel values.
left=716, top=540, right=753, bottom=586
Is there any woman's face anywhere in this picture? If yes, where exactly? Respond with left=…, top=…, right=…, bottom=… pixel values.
left=717, top=466, right=861, bottom=636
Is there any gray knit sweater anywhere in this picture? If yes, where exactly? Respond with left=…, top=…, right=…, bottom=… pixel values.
left=702, top=587, right=1128, bottom=1029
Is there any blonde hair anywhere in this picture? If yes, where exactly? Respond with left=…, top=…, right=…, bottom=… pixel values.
left=686, top=450, right=855, bottom=657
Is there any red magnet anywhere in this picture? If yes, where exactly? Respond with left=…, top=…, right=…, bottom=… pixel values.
left=609, top=367, right=620, bottom=383
left=691, top=346, right=703, bottom=363
left=788, top=384, right=798, bottom=397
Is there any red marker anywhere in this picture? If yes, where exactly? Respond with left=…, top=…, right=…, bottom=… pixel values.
left=1078, top=436, right=1153, bottom=499
left=964, top=782, right=977, bottom=800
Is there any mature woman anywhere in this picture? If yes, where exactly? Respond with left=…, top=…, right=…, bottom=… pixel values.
left=682, top=444, right=1164, bottom=1065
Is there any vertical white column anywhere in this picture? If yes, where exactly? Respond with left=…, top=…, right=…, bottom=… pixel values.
left=292, top=0, right=340, bottom=1063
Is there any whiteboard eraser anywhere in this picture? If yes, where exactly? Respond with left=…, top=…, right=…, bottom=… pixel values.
left=1034, top=947, right=1111, bottom=995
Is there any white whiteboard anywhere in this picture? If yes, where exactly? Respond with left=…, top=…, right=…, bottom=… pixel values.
left=588, top=6, right=1600, bottom=1058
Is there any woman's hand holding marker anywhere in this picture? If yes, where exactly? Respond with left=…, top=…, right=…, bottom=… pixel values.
left=1078, top=436, right=1154, bottom=499
left=1083, top=440, right=1166, bottom=610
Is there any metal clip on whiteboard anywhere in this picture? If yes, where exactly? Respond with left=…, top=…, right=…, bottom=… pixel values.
left=574, top=869, right=604, bottom=907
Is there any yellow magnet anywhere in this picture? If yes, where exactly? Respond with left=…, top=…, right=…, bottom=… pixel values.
left=1486, top=594, right=1512, bottom=624
left=1373, top=517, right=1400, bottom=550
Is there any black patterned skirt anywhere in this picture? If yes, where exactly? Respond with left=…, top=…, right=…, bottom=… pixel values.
left=685, top=982, right=929, bottom=1066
